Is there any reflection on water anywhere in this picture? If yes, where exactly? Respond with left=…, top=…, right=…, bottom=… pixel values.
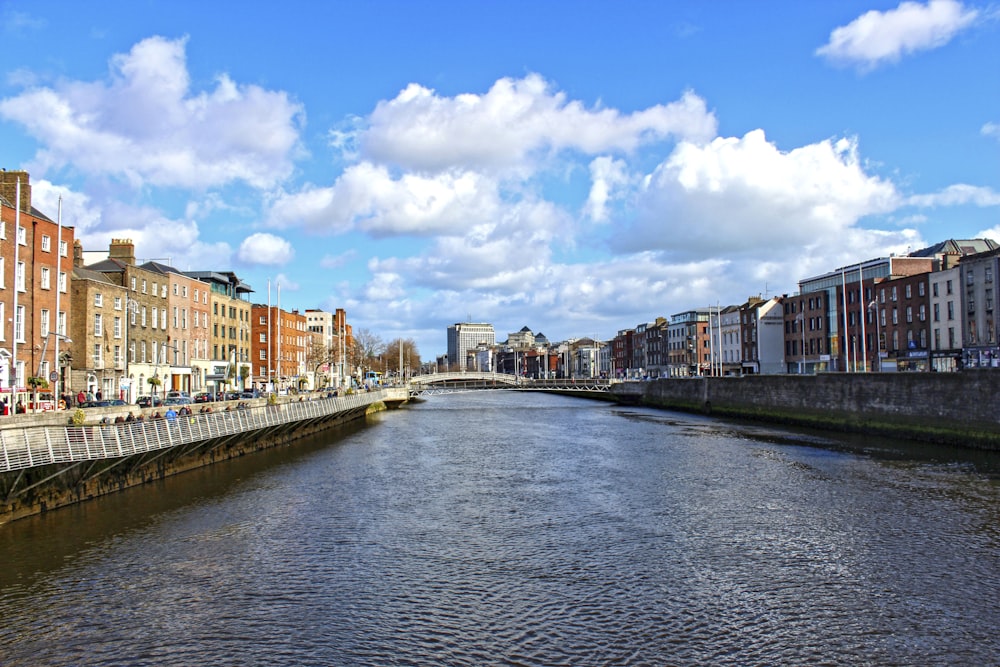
left=0, top=391, right=998, bottom=666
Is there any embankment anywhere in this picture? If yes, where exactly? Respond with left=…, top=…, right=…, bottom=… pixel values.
left=612, top=373, right=1000, bottom=449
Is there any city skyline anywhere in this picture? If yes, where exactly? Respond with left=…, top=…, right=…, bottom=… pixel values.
left=0, top=1, right=997, bottom=358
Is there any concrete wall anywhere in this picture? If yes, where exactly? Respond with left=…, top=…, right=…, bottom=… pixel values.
left=616, top=372, right=1000, bottom=448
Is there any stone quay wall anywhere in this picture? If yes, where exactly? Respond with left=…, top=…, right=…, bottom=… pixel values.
left=613, top=373, right=1000, bottom=449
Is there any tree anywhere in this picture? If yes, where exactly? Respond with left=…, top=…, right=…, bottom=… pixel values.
left=350, top=328, right=384, bottom=385
left=382, top=338, right=422, bottom=381
left=305, top=337, right=337, bottom=389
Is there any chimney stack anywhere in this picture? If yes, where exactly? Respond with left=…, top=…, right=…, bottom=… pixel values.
left=0, top=169, right=31, bottom=213
left=109, top=238, right=136, bottom=266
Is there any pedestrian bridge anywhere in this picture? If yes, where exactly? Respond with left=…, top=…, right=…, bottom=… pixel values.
left=409, top=372, right=615, bottom=396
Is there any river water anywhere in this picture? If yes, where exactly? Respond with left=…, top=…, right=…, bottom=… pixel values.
left=1, top=391, right=999, bottom=666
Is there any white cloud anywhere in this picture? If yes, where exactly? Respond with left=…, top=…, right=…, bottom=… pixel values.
left=0, top=35, right=304, bottom=189
left=584, top=156, right=631, bottom=222
left=907, top=184, right=1000, bottom=207
left=238, top=232, right=295, bottom=265
left=357, top=75, right=717, bottom=172
left=816, top=0, right=979, bottom=70
left=268, top=164, right=503, bottom=237
left=274, top=273, right=300, bottom=291
left=624, top=129, right=901, bottom=257
left=983, top=122, right=1000, bottom=141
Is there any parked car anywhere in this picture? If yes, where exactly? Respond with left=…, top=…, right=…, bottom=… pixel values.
left=240, top=390, right=261, bottom=399
left=163, top=396, right=192, bottom=406
left=136, top=395, right=163, bottom=408
left=165, top=390, right=190, bottom=399
left=193, top=392, right=215, bottom=403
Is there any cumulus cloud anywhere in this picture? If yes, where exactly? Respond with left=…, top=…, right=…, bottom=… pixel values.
left=983, top=122, right=1000, bottom=141
left=268, top=164, right=502, bottom=236
left=357, top=75, right=717, bottom=172
left=0, top=35, right=304, bottom=189
left=238, top=232, right=295, bottom=265
left=624, top=130, right=901, bottom=257
left=816, top=0, right=979, bottom=70
left=584, top=156, right=632, bottom=222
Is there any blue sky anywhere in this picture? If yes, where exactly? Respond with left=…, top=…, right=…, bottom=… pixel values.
left=1, top=0, right=997, bottom=359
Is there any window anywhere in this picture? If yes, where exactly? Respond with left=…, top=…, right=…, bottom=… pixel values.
left=182, top=285, right=187, bottom=298
left=58, top=311, right=66, bottom=337
left=151, top=308, right=158, bottom=329
left=114, top=316, right=122, bottom=339
left=0, top=257, right=4, bottom=288
left=59, top=240, right=68, bottom=257
left=948, top=301, right=955, bottom=320
left=967, top=270, right=975, bottom=286
left=114, top=296, right=123, bottom=310
left=142, top=279, right=147, bottom=294
left=259, top=349, right=266, bottom=360
left=173, top=306, right=178, bottom=328
left=891, top=286, right=897, bottom=302
left=906, top=306, right=913, bottom=323
left=161, top=285, right=167, bottom=298
left=114, top=345, right=122, bottom=368
left=173, top=283, right=178, bottom=296
left=58, top=271, right=67, bottom=293
left=94, top=293, right=103, bottom=307
left=17, top=225, right=26, bottom=245
left=93, top=344, right=102, bottom=367
left=131, top=276, right=137, bottom=291
left=41, top=235, right=51, bottom=252
left=947, top=279, right=953, bottom=295
left=933, top=282, right=939, bottom=297
left=40, top=309, right=50, bottom=337
left=15, top=305, right=24, bottom=342
left=0, top=303, right=5, bottom=341
left=892, top=309, right=898, bottom=325
left=161, top=308, right=167, bottom=329
left=918, top=282, right=925, bottom=297
left=0, top=221, right=4, bottom=239
left=260, top=316, right=266, bottom=325
left=141, top=306, right=147, bottom=327
left=94, top=313, right=103, bottom=336
left=40, top=267, right=50, bottom=290
left=141, top=340, right=147, bottom=363
left=905, top=284, right=912, bottom=299
left=933, top=303, right=940, bottom=322
left=130, top=341, right=136, bottom=363
left=988, top=267, right=994, bottom=283
left=16, top=261, right=26, bottom=291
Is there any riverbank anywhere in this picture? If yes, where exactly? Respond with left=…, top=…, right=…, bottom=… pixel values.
left=611, top=373, right=1000, bottom=450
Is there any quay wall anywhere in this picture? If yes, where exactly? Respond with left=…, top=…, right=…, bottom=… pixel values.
left=614, top=373, right=1000, bottom=449
left=0, top=390, right=407, bottom=524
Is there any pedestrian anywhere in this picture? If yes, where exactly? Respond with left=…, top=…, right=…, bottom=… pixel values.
left=77, top=390, right=85, bottom=406
left=125, top=412, right=136, bottom=423
left=165, top=407, right=177, bottom=421
left=96, top=389, right=103, bottom=401
left=1, top=398, right=8, bottom=416
left=15, top=400, right=26, bottom=414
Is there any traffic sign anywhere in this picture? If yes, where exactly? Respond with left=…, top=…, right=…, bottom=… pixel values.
left=49, top=371, right=59, bottom=382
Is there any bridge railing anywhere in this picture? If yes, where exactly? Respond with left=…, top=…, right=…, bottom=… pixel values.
left=0, top=389, right=404, bottom=473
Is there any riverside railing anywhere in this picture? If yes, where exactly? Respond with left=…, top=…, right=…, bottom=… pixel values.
left=0, top=390, right=393, bottom=473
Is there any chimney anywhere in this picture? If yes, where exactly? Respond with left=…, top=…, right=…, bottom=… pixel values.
left=109, top=238, right=136, bottom=266
left=73, top=240, right=85, bottom=268
left=0, top=169, right=31, bottom=213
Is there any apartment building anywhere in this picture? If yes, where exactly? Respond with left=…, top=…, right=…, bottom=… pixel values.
left=929, top=266, right=961, bottom=372
left=185, top=271, right=253, bottom=394
left=0, top=171, right=75, bottom=398
left=252, top=305, right=307, bottom=392
left=959, top=247, right=1000, bottom=369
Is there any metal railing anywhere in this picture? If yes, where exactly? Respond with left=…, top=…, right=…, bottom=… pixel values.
left=0, top=390, right=398, bottom=473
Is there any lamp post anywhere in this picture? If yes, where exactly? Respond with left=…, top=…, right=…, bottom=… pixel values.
left=868, top=301, right=881, bottom=372
left=797, top=312, right=805, bottom=374
left=36, top=332, right=72, bottom=411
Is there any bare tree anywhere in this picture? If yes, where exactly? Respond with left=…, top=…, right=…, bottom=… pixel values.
left=382, top=338, right=422, bottom=380
left=350, top=328, right=384, bottom=384
left=305, top=337, right=337, bottom=388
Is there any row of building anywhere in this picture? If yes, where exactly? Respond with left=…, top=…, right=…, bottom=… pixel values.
left=444, top=238, right=1000, bottom=378
left=0, top=170, right=355, bottom=404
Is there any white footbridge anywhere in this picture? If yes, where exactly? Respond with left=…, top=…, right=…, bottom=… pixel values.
left=408, top=372, right=615, bottom=396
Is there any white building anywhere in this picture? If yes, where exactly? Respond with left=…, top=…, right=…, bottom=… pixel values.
left=446, top=322, right=496, bottom=370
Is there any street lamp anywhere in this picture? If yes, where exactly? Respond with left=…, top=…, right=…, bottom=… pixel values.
left=868, top=301, right=881, bottom=372
left=797, top=313, right=805, bottom=374
left=36, top=332, right=72, bottom=410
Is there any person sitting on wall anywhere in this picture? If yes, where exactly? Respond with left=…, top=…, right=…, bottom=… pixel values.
left=125, top=412, right=136, bottom=423
left=77, top=390, right=85, bottom=406
left=15, top=401, right=26, bottom=414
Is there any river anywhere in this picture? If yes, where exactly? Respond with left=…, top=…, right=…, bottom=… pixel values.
left=1, top=391, right=998, bottom=666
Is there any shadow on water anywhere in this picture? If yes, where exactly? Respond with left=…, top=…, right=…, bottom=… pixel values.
left=0, top=415, right=375, bottom=595
left=609, top=405, right=1000, bottom=478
